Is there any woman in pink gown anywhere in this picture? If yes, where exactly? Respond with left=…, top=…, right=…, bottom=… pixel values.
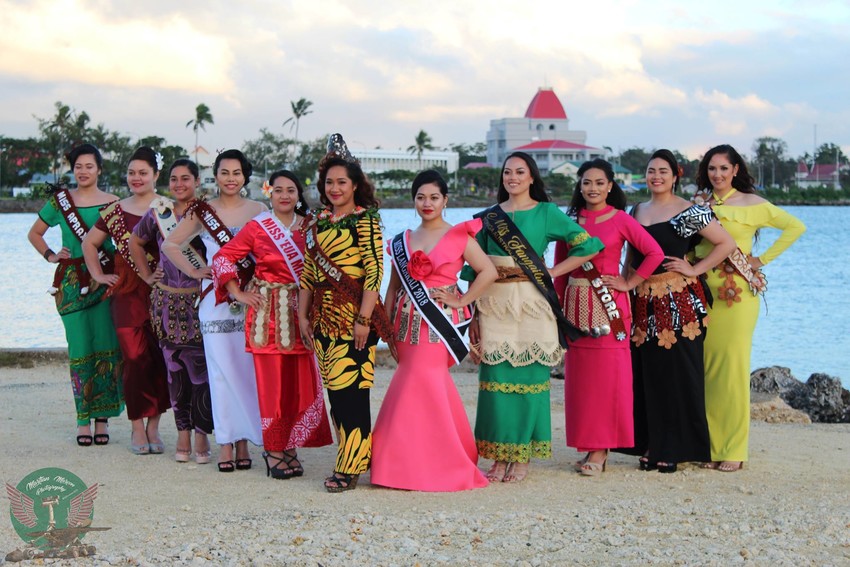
left=371, top=170, right=498, bottom=491
left=554, top=159, right=664, bottom=475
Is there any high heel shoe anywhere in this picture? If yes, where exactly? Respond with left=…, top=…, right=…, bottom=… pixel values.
left=580, top=450, right=608, bottom=477
left=130, top=432, right=150, bottom=455
left=638, top=456, right=657, bottom=471
left=657, top=462, right=677, bottom=473
left=262, top=452, right=298, bottom=480
left=93, top=418, right=110, bottom=445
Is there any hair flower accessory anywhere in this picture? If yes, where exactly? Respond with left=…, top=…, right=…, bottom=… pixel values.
left=261, top=180, right=273, bottom=198
left=154, top=152, right=164, bottom=172
left=407, top=250, right=434, bottom=281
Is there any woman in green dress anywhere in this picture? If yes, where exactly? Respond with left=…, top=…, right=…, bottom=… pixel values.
left=27, top=143, right=124, bottom=446
left=463, top=151, right=603, bottom=482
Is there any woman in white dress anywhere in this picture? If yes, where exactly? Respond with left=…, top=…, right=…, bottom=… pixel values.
left=162, top=149, right=265, bottom=472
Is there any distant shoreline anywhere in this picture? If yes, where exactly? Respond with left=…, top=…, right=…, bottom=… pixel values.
left=2, top=196, right=849, bottom=214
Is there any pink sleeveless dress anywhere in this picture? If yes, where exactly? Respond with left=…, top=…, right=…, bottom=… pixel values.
left=371, top=220, right=488, bottom=491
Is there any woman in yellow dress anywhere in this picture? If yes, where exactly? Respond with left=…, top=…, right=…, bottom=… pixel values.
left=694, top=144, right=805, bottom=472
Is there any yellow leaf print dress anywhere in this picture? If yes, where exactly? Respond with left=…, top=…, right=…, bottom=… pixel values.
left=300, top=207, right=383, bottom=475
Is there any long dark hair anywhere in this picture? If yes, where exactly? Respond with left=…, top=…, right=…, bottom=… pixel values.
left=214, top=149, right=252, bottom=187
left=497, top=151, right=549, bottom=203
left=696, top=144, right=755, bottom=194
left=568, top=158, right=627, bottom=215
left=648, top=149, right=681, bottom=193
left=269, top=169, right=310, bottom=216
left=316, top=155, right=379, bottom=209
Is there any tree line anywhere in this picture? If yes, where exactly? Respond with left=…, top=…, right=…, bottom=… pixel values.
left=1, top=100, right=846, bottom=197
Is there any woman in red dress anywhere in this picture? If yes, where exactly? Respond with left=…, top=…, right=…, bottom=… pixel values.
left=213, top=170, right=333, bottom=479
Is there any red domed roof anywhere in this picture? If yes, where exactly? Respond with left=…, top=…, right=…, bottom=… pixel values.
left=524, top=88, right=567, bottom=120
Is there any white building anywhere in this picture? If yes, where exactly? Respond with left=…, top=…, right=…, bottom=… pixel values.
left=486, top=87, right=606, bottom=172
left=356, top=148, right=459, bottom=175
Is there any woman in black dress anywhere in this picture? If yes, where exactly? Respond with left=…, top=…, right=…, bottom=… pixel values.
left=604, top=149, right=734, bottom=472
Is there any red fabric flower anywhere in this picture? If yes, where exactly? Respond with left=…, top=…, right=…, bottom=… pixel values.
left=408, top=250, right=433, bottom=281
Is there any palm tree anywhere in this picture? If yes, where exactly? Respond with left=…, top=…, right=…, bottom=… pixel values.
left=407, top=129, right=434, bottom=169
left=282, top=98, right=313, bottom=142
left=186, top=103, right=214, bottom=164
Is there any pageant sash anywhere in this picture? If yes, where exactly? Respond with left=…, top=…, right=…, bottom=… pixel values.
left=188, top=200, right=255, bottom=304
left=477, top=205, right=582, bottom=346
left=48, top=188, right=113, bottom=295
left=577, top=260, right=628, bottom=341
left=693, top=189, right=768, bottom=297
left=150, top=197, right=206, bottom=272
left=724, top=247, right=768, bottom=296
left=390, top=231, right=471, bottom=365
left=254, top=211, right=305, bottom=282
left=100, top=202, right=157, bottom=273
left=306, top=219, right=396, bottom=355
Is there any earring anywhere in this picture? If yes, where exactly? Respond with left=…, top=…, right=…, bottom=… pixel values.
left=296, top=200, right=302, bottom=209
left=239, top=187, right=248, bottom=197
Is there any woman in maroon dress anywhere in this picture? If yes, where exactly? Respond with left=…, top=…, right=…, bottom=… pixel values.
left=83, top=146, right=170, bottom=455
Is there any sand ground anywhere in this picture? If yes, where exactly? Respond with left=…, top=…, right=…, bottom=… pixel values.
left=1, top=359, right=849, bottom=566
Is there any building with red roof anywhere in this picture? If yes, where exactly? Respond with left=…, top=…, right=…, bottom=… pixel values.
left=794, top=161, right=844, bottom=189
left=486, top=87, right=606, bottom=173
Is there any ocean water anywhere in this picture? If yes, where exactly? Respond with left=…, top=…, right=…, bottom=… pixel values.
left=2, top=206, right=847, bottom=387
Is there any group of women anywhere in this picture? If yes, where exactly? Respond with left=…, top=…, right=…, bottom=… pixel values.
left=29, top=137, right=804, bottom=493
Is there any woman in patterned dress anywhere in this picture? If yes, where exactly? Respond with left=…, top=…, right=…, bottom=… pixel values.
left=27, top=143, right=123, bottom=446
left=213, top=170, right=333, bottom=479
left=83, top=146, right=170, bottom=455
left=608, top=149, right=735, bottom=473
left=298, top=137, right=387, bottom=492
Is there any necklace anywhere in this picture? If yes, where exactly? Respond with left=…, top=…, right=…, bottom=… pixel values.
left=275, top=213, right=299, bottom=232
left=712, top=188, right=737, bottom=205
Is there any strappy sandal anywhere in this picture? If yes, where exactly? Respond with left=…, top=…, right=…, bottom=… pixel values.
left=573, top=454, right=589, bottom=472
left=76, top=434, right=93, bottom=447
left=218, top=460, right=235, bottom=473
left=580, top=451, right=608, bottom=477
left=93, top=418, right=110, bottom=446
left=324, top=472, right=359, bottom=493
left=486, top=461, right=508, bottom=482
left=282, top=450, right=304, bottom=477
left=262, top=452, right=297, bottom=480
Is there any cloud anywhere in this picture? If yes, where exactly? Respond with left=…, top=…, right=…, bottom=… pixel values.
left=0, top=0, right=234, bottom=93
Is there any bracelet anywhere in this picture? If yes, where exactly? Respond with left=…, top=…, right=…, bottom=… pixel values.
left=43, top=248, right=55, bottom=261
left=354, top=313, right=371, bottom=326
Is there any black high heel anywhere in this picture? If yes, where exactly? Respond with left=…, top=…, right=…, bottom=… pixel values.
left=639, top=456, right=657, bottom=471
left=657, top=462, right=678, bottom=473
left=93, top=418, right=110, bottom=445
left=262, top=452, right=297, bottom=480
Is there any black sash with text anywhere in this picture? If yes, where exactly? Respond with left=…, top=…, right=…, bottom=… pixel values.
left=390, top=232, right=471, bottom=365
left=478, top=205, right=583, bottom=346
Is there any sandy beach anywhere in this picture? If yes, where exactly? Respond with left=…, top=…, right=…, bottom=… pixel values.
left=1, top=356, right=849, bottom=566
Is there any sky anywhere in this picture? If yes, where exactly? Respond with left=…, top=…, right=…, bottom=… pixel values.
left=1, top=0, right=848, bottom=164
